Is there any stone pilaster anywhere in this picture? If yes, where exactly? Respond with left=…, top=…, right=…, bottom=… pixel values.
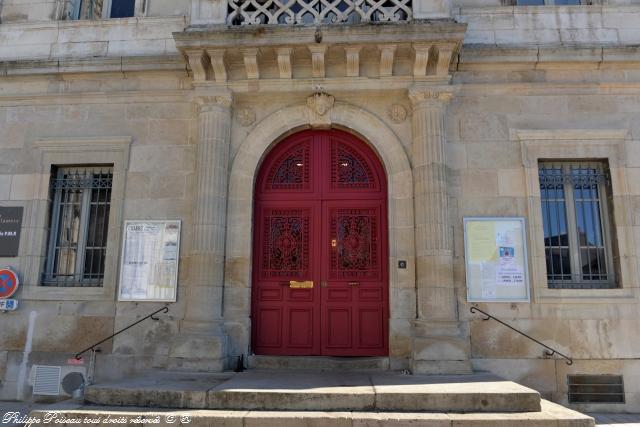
left=409, top=87, right=471, bottom=374
left=169, top=93, right=232, bottom=371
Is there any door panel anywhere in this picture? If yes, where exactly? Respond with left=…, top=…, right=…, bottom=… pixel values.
left=252, top=130, right=388, bottom=357
left=326, top=308, right=352, bottom=348
left=321, top=199, right=388, bottom=356
left=252, top=200, right=321, bottom=355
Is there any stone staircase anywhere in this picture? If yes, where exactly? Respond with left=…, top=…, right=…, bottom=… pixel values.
left=30, top=369, right=595, bottom=426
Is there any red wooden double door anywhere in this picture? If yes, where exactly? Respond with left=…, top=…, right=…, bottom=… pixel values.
left=251, top=129, right=389, bottom=356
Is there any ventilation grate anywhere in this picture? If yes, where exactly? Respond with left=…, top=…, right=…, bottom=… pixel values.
left=33, top=365, right=61, bottom=396
left=568, top=375, right=625, bottom=404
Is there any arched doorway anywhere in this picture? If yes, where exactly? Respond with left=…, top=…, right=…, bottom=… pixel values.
left=251, top=129, right=389, bottom=356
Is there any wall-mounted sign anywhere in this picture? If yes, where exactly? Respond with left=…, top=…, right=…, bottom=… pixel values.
left=0, top=268, right=19, bottom=299
left=0, top=207, right=23, bottom=257
left=464, top=217, right=530, bottom=302
left=0, top=299, right=18, bottom=311
left=118, top=220, right=181, bottom=302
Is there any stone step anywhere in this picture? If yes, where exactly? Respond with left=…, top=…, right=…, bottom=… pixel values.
left=85, top=371, right=541, bottom=413
left=247, top=355, right=390, bottom=371
left=29, top=400, right=595, bottom=427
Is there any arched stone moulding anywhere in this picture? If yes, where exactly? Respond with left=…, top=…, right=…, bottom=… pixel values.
left=223, top=101, right=416, bottom=363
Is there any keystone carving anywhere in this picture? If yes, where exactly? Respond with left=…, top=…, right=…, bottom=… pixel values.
left=306, top=92, right=335, bottom=129
left=306, top=92, right=335, bottom=116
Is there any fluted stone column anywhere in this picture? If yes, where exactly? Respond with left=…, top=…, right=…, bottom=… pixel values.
left=170, top=93, right=232, bottom=371
left=409, top=87, right=471, bottom=374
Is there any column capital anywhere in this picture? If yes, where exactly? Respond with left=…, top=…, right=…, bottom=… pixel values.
left=195, top=92, right=233, bottom=111
left=408, top=86, right=459, bottom=106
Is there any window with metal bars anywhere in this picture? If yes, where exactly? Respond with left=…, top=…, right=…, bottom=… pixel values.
left=43, top=166, right=113, bottom=287
left=538, top=161, right=616, bottom=289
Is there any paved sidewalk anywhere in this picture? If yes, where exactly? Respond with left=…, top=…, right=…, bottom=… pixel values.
left=3, top=401, right=640, bottom=426
left=0, top=401, right=35, bottom=426
left=590, top=413, right=640, bottom=427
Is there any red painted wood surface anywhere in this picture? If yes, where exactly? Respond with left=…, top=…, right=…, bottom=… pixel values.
left=252, top=129, right=389, bottom=356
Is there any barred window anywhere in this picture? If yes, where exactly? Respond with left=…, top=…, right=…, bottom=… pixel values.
left=43, top=166, right=113, bottom=287
left=538, top=162, right=615, bottom=289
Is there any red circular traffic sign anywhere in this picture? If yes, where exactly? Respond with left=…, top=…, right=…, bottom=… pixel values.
left=0, top=268, right=19, bottom=299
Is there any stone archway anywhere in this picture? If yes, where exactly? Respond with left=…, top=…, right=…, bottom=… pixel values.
left=223, top=100, right=415, bottom=366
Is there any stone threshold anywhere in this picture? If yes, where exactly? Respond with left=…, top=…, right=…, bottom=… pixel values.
left=84, top=370, right=542, bottom=413
left=29, top=399, right=595, bottom=427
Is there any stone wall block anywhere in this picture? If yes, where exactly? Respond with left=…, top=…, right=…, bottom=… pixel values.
left=32, top=315, right=115, bottom=353
left=470, top=319, right=571, bottom=359
left=414, top=336, right=470, bottom=361
left=417, top=287, right=457, bottom=320
left=568, top=319, right=640, bottom=359
left=129, top=145, right=195, bottom=173
left=390, top=288, right=417, bottom=319
left=9, top=174, right=36, bottom=201
left=498, top=169, right=526, bottom=196
left=461, top=169, right=498, bottom=197
left=0, top=175, right=12, bottom=200
left=467, top=143, right=521, bottom=169
left=471, top=358, right=557, bottom=396
left=416, top=255, right=454, bottom=288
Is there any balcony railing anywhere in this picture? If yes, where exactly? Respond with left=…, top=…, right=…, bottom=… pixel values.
left=228, top=0, right=413, bottom=25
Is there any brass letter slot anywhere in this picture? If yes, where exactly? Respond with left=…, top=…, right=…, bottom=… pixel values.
left=348, top=282, right=360, bottom=287
left=289, top=280, right=314, bottom=289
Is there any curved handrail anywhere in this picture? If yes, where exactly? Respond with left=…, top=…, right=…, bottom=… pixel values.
left=470, top=306, right=573, bottom=365
left=75, top=306, right=169, bottom=360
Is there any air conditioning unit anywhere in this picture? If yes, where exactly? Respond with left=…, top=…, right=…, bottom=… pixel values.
left=31, top=365, right=87, bottom=397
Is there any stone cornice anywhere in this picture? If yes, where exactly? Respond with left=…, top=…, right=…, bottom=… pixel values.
left=457, top=45, right=640, bottom=71
left=510, top=129, right=629, bottom=142
left=0, top=55, right=186, bottom=77
left=174, top=21, right=467, bottom=48
left=175, top=22, right=466, bottom=84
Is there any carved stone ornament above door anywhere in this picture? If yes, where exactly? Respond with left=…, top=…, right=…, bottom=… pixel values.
left=306, top=92, right=335, bottom=129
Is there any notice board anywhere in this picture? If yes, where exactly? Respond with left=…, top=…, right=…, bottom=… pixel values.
left=0, top=207, right=23, bottom=257
left=464, top=217, right=530, bottom=302
left=118, top=220, right=181, bottom=302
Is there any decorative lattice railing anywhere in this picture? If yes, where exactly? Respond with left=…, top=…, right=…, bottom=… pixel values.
left=228, top=0, right=412, bottom=25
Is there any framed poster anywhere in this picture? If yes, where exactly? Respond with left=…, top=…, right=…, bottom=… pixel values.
left=464, top=217, right=530, bottom=302
left=118, top=220, right=181, bottom=302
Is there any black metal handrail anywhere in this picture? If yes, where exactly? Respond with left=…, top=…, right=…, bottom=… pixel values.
left=470, top=306, right=573, bottom=365
left=75, top=306, right=169, bottom=360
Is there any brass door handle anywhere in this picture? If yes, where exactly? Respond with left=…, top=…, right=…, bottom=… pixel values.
left=289, top=280, right=313, bottom=289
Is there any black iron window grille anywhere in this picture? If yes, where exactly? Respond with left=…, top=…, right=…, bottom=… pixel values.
left=538, top=161, right=616, bottom=289
left=43, top=166, right=113, bottom=287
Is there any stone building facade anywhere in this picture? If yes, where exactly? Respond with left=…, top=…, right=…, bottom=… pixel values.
left=0, top=0, right=639, bottom=414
